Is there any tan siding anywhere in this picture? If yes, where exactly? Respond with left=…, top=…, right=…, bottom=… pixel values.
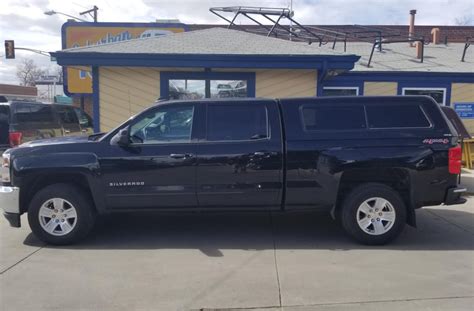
left=256, top=70, right=317, bottom=98
left=364, top=82, right=398, bottom=96
left=451, top=83, right=474, bottom=103
left=451, top=83, right=474, bottom=134
left=98, top=67, right=317, bottom=131
left=99, top=67, right=160, bottom=131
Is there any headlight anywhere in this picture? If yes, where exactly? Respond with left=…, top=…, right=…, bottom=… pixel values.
left=1, top=153, right=11, bottom=183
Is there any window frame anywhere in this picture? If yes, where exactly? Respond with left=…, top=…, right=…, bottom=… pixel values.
left=402, top=87, right=447, bottom=106
left=160, top=71, right=256, bottom=100
left=203, top=102, right=271, bottom=143
left=322, top=86, right=360, bottom=96
left=128, top=103, right=197, bottom=146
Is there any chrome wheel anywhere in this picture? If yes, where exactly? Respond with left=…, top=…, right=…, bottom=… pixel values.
left=38, top=198, right=78, bottom=236
left=356, top=197, right=396, bottom=235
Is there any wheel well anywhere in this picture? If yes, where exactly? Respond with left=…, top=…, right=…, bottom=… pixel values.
left=20, top=173, right=95, bottom=213
left=335, top=168, right=414, bottom=225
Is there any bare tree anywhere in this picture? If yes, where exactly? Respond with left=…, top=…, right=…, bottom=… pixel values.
left=454, top=15, right=473, bottom=26
left=55, top=66, right=64, bottom=84
left=16, top=59, right=45, bottom=86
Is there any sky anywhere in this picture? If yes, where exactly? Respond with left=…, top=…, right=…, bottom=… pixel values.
left=0, top=0, right=473, bottom=85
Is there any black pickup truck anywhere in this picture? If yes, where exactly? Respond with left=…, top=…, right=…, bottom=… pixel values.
left=0, top=96, right=466, bottom=245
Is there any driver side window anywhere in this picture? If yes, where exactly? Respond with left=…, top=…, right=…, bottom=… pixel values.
left=129, top=105, right=194, bottom=144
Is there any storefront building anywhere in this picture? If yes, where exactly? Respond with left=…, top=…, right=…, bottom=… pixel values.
left=52, top=27, right=359, bottom=132
left=317, top=40, right=474, bottom=131
left=53, top=26, right=473, bottom=133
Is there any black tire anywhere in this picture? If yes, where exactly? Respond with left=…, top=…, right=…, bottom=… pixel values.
left=340, top=183, right=406, bottom=245
left=27, top=183, right=96, bottom=245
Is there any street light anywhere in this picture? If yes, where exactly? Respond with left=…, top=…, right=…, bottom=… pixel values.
left=44, top=9, right=97, bottom=22
left=44, top=10, right=89, bottom=22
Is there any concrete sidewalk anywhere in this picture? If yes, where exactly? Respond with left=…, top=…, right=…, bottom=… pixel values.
left=1, top=200, right=473, bottom=310
left=461, top=168, right=474, bottom=193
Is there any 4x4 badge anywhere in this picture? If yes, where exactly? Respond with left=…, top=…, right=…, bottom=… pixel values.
left=423, top=138, right=449, bottom=145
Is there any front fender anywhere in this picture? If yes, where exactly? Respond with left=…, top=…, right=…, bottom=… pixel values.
left=11, top=152, right=105, bottom=213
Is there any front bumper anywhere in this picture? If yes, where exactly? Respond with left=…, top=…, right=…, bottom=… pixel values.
left=444, top=187, right=467, bottom=205
left=0, top=186, right=21, bottom=227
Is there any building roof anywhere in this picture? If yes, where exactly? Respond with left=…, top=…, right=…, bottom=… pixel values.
left=317, top=41, right=474, bottom=73
left=189, top=25, right=474, bottom=43
left=58, top=27, right=346, bottom=56
left=0, top=84, right=37, bottom=96
left=51, top=27, right=360, bottom=71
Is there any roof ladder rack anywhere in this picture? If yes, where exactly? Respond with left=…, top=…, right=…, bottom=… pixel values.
left=462, top=37, right=472, bottom=62
left=209, top=6, right=348, bottom=50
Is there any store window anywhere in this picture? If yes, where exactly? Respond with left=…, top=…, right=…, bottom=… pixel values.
left=162, top=72, right=255, bottom=100
left=402, top=88, right=446, bottom=105
left=210, top=80, right=247, bottom=98
left=322, top=87, right=359, bottom=97
left=169, top=80, right=205, bottom=100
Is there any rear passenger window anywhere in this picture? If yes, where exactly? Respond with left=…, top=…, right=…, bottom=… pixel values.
left=13, top=103, right=55, bottom=123
left=56, top=106, right=79, bottom=125
left=0, top=106, right=9, bottom=144
left=301, top=105, right=366, bottom=131
left=0, top=105, right=9, bottom=122
left=366, top=105, right=431, bottom=128
left=207, top=104, right=268, bottom=141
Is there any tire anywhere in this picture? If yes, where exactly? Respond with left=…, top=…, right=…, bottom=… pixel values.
left=340, top=183, right=406, bottom=245
left=27, top=183, right=96, bottom=245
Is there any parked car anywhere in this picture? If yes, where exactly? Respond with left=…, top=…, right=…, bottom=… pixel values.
left=0, top=100, right=93, bottom=153
left=0, top=96, right=466, bottom=245
left=215, top=83, right=233, bottom=98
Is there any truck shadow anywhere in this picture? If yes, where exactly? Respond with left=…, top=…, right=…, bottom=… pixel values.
left=23, top=208, right=474, bottom=254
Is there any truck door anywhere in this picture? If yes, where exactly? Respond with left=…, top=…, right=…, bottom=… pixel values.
left=196, top=100, right=283, bottom=209
left=100, top=103, right=198, bottom=209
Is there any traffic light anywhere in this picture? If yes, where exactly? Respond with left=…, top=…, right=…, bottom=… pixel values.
left=5, top=40, right=15, bottom=59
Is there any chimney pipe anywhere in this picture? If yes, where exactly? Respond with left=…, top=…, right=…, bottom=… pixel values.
left=409, top=9, right=417, bottom=47
left=415, top=41, right=423, bottom=59
left=431, top=28, right=440, bottom=44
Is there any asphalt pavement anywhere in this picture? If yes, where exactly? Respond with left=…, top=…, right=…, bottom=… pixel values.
left=1, top=198, right=473, bottom=310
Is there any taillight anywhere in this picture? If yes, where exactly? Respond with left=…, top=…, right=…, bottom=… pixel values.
left=448, top=145, right=462, bottom=175
left=9, top=132, right=22, bottom=147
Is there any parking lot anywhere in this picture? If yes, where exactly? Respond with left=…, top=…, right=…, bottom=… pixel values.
left=1, top=197, right=473, bottom=311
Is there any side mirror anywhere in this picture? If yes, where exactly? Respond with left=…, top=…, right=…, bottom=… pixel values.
left=110, top=128, right=130, bottom=147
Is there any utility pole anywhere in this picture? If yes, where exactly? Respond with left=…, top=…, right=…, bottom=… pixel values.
left=80, top=5, right=98, bottom=22
left=289, top=0, right=293, bottom=41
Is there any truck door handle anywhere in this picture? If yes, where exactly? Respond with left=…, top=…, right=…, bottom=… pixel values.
left=254, top=151, right=275, bottom=156
left=169, top=153, right=194, bottom=159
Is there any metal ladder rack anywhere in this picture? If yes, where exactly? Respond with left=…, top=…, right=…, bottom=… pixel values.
left=209, top=6, right=348, bottom=50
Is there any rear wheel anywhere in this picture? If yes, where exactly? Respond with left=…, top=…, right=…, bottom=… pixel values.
left=340, top=183, right=406, bottom=245
left=28, top=184, right=96, bottom=245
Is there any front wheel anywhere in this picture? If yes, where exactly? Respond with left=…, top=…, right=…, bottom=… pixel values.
left=28, top=184, right=96, bottom=245
left=340, top=183, right=406, bottom=245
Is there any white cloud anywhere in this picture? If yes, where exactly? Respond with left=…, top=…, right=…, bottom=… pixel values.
left=0, top=0, right=472, bottom=84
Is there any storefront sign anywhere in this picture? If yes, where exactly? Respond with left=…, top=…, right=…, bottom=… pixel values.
left=454, top=103, right=474, bottom=119
left=62, top=22, right=187, bottom=95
